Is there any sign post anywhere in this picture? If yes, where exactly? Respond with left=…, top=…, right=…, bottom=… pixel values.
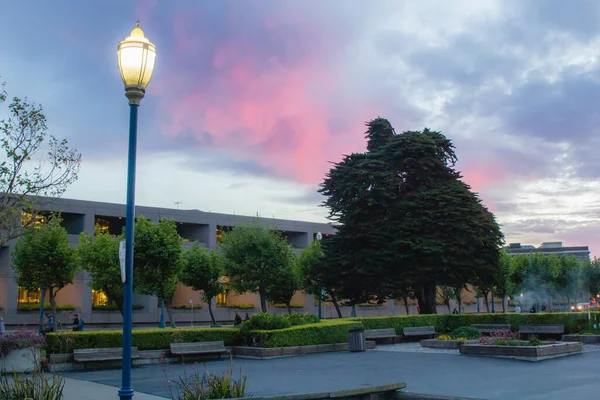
left=189, top=298, right=194, bottom=327
left=119, top=240, right=126, bottom=283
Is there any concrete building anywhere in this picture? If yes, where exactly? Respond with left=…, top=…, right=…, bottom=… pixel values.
left=505, top=242, right=591, bottom=261
left=0, top=196, right=348, bottom=327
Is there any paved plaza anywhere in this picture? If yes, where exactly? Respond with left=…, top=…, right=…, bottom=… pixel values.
left=62, top=343, right=600, bottom=399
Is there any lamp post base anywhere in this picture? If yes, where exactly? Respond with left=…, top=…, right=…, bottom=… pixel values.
left=118, top=387, right=134, bottom=399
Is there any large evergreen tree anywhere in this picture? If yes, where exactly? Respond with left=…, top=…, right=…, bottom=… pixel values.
left=320, top=118, right=504, bottom=314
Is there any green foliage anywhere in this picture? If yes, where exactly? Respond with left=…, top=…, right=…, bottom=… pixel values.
left=17, top=303, right=75, bottom=312
left=248, top=320, right=363, bottom=348
left=268, top=252, right=301, bottom=312
left=354, top=312, right=599, bottom=335
left=319, top=120, right=504, bottom=313
left=11, top=215, right=79, bottom=331
left=222, top=304, right=255, bottom=310
left=220, top=222, right=294, bottom=312
left=297, top=240, right=325, bottom=296
left=79, top=229, right=123, bottom=314
left=92, top=303, right=144, bottom=311
left=583, top=258, right=600, bottom=297
left=0, top=79, right=81, bottom=247
left=450, top=326, right=481, bottom=340
left=167, top=364, right=247, bottom=400
left=45, top=328, right=239, bottom=354
left=282, top=313, right=320, bottom=326
left=0, top=370, right=65, bottom=400
left=242, top=313, right=291, bottom=330
left=180, top=244, right=224, bottom=324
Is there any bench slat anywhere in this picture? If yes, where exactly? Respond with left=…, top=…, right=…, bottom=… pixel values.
left=74, top=347, right=139, bottom=362
left=403, top=326, right=436, bottom=336
left=170, top=341, right=229, bottom=356
left=364, top=328, right=396, bottom=338
left=470, top=324, right=511, bottom=333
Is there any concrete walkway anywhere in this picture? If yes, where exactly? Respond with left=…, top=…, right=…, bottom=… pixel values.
left=63, top=377, right=168, bottom=400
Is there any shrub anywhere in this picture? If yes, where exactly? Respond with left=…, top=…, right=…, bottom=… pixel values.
left=166, top=363, right=247, bottom=400
left=0, top=370, right=64, bottom=399
left=242, top=313, right=291, bottom=331
left=243, top=320, right=362, bottom=348
left=353, top=312, right=600, bottom=335
left=45, top=327, right=239, bottom=354
left=222, top=304, right=255, bottom=310
left=92, top=303, right=144, bottom=311
left=270, top=303, right=303, bottom=309
left=450, top=326, right=481, bottom=340
left=17, top=303, right=76, bottom=312
left=282, top=313, right=320, bottom=326
left=0, top=330, right=46, bottom=357
left=171, top=304, right=202, bottom=310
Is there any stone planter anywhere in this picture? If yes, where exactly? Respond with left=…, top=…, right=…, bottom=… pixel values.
left=460, top=341, right=582, bottom=362
left=420, top=339, right=478, bottom=349
left=0, top=347, right=41, bottom=373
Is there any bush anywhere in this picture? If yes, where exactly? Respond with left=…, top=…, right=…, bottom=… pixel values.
left=222, top=304, right=255, bottom=310
left=0, top=369, right=64, bottom=399
left=166, top=363, right=247, bottom=400
left=17, top=303, right=76, bottom=312
left=92, top=303, right=144, bottom=311
left=171, top=304, right=202, bottom=310
left=242, top=313, right=291, bottom=330
left=45, top=327, right=239, bottom=354
left=0, top=330, right=46, bottom=357
left=243, top=320, right=362, bottom=348
left=282, top=313, right=320, bottom=326
left=450, top=326, right=481, bottom=340
left=353, top=312, right=600, bottom=335
left=270, top=303, right=303, bottom=309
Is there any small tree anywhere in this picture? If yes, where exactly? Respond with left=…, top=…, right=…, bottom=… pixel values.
left=220, top=222, right=293, bottom=313
left=0, top=80, right=81, bottom=247
left=79, top=228, right=123, bottom=315
left=584, top=258, right=600, bottom=301
left=437, top=286, right=453, bottom=313
left=180, top=244, right=225, bottom=326
left=269, top=252, right=301, bottom=314
left=134, top=217, right=183, bottom=328
left=11, top=215, right=79, bottom=331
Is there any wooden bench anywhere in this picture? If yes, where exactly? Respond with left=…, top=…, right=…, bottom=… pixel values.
left=402, top=326, right=436, bottom=339
left=170, top=341, right=230, bottom=358
left=470, top=324, right=511, bottom=334
left=364, top=328, right=398, bottom=344
left=519, top=324, right=564, bottom=339
left=74, top=347, right=139, bottom=363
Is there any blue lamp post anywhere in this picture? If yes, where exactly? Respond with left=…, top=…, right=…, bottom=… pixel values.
left=116, top=21, right=156, bottom=400
left=316, top=232, right=323, bottom=319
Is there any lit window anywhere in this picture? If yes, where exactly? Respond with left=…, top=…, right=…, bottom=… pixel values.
left=216, top=291, right=227, bottom=306
left=18, top=287, right=41, bottom=304
left=21, top=212, right=46, bottom=228
left=95, top=219, right=110, bottom=234
left=216, top=226, right=232, bottom=244
left=92, top=290, right=109, bottom=306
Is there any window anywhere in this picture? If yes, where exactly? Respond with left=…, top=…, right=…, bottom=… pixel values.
left=92, top=290, right=109, bottom=306
left=18, top=287, right=41, bottom=304
left=21, top=212, right=46, bottom=228
left=216, top=225, right=232, bottom=244
left=95, top=218, right=110, bottom=234
left=216, top=291, right=227, bottom=306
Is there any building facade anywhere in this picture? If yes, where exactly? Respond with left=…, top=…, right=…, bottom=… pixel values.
left=505, top=242, right=591, bottom=261
left=0, top=197, right=346, bottom=327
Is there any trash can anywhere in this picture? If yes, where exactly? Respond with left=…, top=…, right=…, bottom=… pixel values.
left=348, top=327, right=366, bottom=352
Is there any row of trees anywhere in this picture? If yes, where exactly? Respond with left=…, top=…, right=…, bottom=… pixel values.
left=11, top=215, right=308, bottom=330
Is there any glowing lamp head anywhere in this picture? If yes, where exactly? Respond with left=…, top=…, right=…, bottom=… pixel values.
left=117, top=21, right=156, bottom=104
left=316, top=232, right=323, bottom=241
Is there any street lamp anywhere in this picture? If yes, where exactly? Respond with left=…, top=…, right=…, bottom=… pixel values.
left=316, top=232, right=323, bottom=319
left=116, top=20, right=156, bottom=400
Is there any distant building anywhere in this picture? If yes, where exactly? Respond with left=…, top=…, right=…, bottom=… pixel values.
left=505, top=242, right=590, bottom=261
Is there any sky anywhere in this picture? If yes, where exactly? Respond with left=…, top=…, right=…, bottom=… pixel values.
left=1, top=0, right=600, bottom=255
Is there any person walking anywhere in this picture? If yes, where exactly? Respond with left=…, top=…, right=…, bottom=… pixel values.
left=0, top=317, right=5, bottom=335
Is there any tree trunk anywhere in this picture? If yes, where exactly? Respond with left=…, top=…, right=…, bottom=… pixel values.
left=483, top=293, right=490, bottom=313
left=416, top=283, right=437, bottom=314
left=445, top=301, right=451, bottom=314
left=329, top=292, right=343, bottom=318
left=49, top=288, right=57, bottom=333
left=403, top=296, right=409, bottom=315
left=286, top=302, right=292, bottom=315
left=260, top=293, right=268, bottom=313
left=501, top=296, right=506, bottom=313
left=207, top=300, right=216, bottom=325
left=166, top=303, right=176, bottom=328
left=457, top=297, right=462, bottom=314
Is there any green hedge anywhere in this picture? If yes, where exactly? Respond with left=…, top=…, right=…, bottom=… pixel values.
left=353, top=312, right=600, bottom=334
left=46, top=327, right=239, bottom=354
left=18, top=303, right=76, bottom=312
left=248, top=320, right=362, bottom=348
left=92, top=304, right=144, bottom=311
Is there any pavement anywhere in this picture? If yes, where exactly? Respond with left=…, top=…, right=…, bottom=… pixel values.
left=58, top=343, right=600, bottom=399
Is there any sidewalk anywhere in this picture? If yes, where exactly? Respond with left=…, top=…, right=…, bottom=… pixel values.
left=63, top=377, right=168, bottom=400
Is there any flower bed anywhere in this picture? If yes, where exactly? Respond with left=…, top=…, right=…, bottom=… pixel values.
left=460, top=341, right=582, bottom=361
left=0, top=331, right=46, bottom=373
